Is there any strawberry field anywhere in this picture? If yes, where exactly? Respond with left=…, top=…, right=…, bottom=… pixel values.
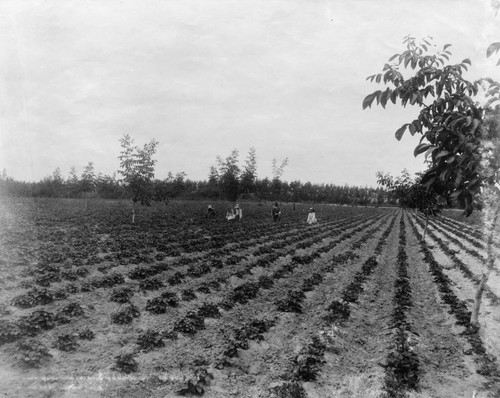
left=0, top=197, right=499, bottom=398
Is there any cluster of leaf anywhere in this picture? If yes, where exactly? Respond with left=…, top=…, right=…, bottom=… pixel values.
left=175, top=368, right=214, bottom=396
left=364, top=36, right=500, bottom=215
left=58, top=302, right=85, bottom=318
left=258, top=275, right=274, bottom=289
left=110, top=287, right=134, bottom=303
left=323, top=300, right=350, bottom=324
left=114, top=353, right=138, bottom=374
left=174, top=311, right=205, bottom=335
left=52, top=334, right=79, bottom=351
left=16, top=339, right=52, bottom=368
left=0, top=320, right=22, bottom=344
left=187, top=263, right=211, bottom=278
left=227, top=282, right=260, bottom=305
left=91, top=273, right=125, bottom=288
left=276, top=290, right=305, bottom=313
left=111, top=304, right=140, bottom=324
left=11, top=287, right=54, bottom=309
left=145, top=291, right=179, bottom=314
left=181, top=288, right=197, bottom=301
left=292, top=335, right=326, bottom=381
left=301, top=273, right=324, bottom=292
left=168, top=271, right=185, bottom=285
left=137, top=329, right=165, bottom=351
left=197, top=303, right=221, bottom=318
left=271, top=381, right=307, bottom=398
left=78, top=328, right=95, bottom=340
left=139, top=277, right=164, bottom=291
left=341, top=256, right=378, bottom=303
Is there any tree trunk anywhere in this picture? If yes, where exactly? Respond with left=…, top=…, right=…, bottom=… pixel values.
left=470, top=197, right=499, bottom=327
left=470, top=272, right=490, bottom=327
left=131, top=201, right=135, bottom=224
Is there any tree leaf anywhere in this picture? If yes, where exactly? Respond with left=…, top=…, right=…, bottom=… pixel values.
left=395, top=124, right=409, bottom=141
left=380, top=88, right=391, bottom=108
left=487, top=42, right=500, bottom=58
left=389, top=53, right=399, bottom=62
left=462, top=58, right=471, bottom=65
left=362, top=93, right=377, bottom=109
left=436, top=150, right=449, bottom=159
left=414, top=143, right=432, bottom=157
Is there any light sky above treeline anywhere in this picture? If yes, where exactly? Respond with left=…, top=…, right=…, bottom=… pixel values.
left=1, top=0, right=499, bottom=187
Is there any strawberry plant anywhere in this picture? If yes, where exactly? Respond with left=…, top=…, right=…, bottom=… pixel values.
left=110, top=287, right=134, bottom=303
left=16, top=338, right=52, bottom=368
left=0, top=320, right=21, bottom=345
left=293, top=335, right=326, bottom=381
left=53, top=334, right=79, bottom=351
left=323, top=300, right=350, bottom=323
left=137, top=329, right=164, bottom=351
left=112, top=305, right=140, bottom=324
left=196, top=283, right=211, bottom=293
left=139, top=277, right=164, bottom=291
left=271, top=381, right=306, bottom=398
left=114, top=353, right=138, bottom=374
left=228, top=282, right=259, bottom=304
left=175, top=368, right=214, bottom=396
left=258, top=275, right=274, bottom=289
left=187, top=263, right=211, bottom=278
left=168, top=272, right=184, bottom=285
left=78, top=328, right=95, bottom=340
left=174, top=311, right=205, bottom=335
left=181, top=289, right=197, bottom=301
left=276, top=290, right=305, bottom=313
left=197, top=303, right=221, bottom=318
left=59, top=302, right=85, bottom=318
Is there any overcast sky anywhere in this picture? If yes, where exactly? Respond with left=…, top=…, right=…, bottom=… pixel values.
left=1, top=0, right=499, bottom=187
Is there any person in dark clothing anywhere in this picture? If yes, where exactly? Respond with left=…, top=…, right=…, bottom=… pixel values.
left=272, top=202, right=281, bottom=221
left=206, top=205, right=216, bottom=217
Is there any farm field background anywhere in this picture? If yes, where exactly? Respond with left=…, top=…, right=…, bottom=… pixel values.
left=0, top=197, right=499, bottom=397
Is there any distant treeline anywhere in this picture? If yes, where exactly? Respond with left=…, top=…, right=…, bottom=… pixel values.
left=0, top=168, right=391, bottom=206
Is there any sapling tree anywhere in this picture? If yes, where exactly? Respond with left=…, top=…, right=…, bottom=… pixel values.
left=376, top=169, right=443, bottom=240
left=364, top=35, right=500, bottom=327
left=271, top=157, right=289, bottom=200
left=80, top=161, right=96, bottom=209
left=118, top=134, right=159, bottom=223
left=215, top=150, right=240, bottom=203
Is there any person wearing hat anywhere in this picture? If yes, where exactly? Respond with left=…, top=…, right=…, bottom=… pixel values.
left=307, top=208, right=317, bottom=225
left=234, top=204, right=242, bottom=221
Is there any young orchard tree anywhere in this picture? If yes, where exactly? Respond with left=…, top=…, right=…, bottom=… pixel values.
left=364, top=35, right=500, bottom=327
left=215, top=150, right=240, bottom=203
left=67, top=166, right=79, bottom=198
left=271, top=157, right=288, bottom=200
left=240, top=147, right=257, bottom=196
left=377, top=169, right=443, bottom=240
left=80, top=161, right=96, bottom=209
left=118, top=134, right=159, bottom=223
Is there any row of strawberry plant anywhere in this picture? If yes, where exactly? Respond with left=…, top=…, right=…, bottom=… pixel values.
left=407, top=215, right=499, bottom=379
left=383, top=214, right=420, bottom=397
left=410, top=213, right=499, bottom=304
left=419, top=214, right=487, bottom=263
left=112, top=212, right=396, bottom=375
left=274, top=212, right=399, bottom=395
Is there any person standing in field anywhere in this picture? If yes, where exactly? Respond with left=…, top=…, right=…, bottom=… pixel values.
left=272, top=202, right=281, bottom=221
left=307, top=208, right=317, bottom=225
left=234, top=204, right=242, bottom=221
